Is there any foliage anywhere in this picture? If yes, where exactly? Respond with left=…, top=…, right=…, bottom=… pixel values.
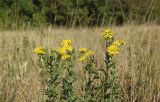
left=100, top=28, right=125, bottom=101
left=0, top=0, right=160, bottom=29
left=33, top=29, right=125, bottom=101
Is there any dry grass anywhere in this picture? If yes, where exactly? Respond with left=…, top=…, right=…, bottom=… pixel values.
left=0, top=25, right=160, bottom=102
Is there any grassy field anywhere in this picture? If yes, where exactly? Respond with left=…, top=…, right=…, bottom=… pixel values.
left=0, top=25, right=160, bottom=102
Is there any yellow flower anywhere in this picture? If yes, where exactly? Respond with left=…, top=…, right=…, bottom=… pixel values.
left=33, top=47, right=45, bottom=55
left=58, top=47, right=66, bottom=55
left=107, top=45, right=119, bottom=56
left=85, top=50, right=94, bottom=56
left=61, top=54, right=71, bottom=60
left=112, top=40, right=125, bottom=46
left=61, top=40, right=72, bottom=46
left=64, top=45, right=73, bottom=52
left=78, top=49, right=94, bottom=62
left=79, top=48, right=87, bottom=53
left=102, top=29, right=114, bottom=39
left=79, top=56, right=87, bottom=62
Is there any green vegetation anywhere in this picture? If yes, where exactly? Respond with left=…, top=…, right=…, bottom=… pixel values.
left=0, top=0, right=160, bottom=29
left=33, top=29, right=125, bottom=102
left=0, top=1, right=160, bottom=102
left=0, top=26, right=160, bottom=101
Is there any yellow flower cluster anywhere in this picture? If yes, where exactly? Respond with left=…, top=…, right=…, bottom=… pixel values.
left=112, top=40, right=125, bottom=46
left=61, top=40, right=72, bottom=46
left=61, top=54, right=71, bottom=60
left=79, top=48, right=87, bottom=53
left=58, top=47, right=66, bottom=55
left=102, top=28, right=114, bottom=39
left=33, top=47, right=45, bottom=55
left=79, top=56, right=87, bottom=61
left=106, top=40, right=125, bottom=56
left=85, top=50, right=94, bottom=56
left=107, top=45, right=119, bottom=56
left=58, top=40, right=73, bottom=60
left=79, top=48, right=94, bottom=62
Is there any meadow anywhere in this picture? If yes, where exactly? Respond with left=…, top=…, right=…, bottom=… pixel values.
left=0, top=25, right=160, bottom=102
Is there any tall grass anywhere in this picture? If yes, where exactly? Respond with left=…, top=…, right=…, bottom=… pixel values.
left=0, top=25, right=160, bottom=102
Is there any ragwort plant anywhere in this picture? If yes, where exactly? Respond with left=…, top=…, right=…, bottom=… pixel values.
left=100, top=29, right=125, bottom=102
left=33, top=29, right=125, bottom=102
left=78, top=48, right=99, bottom=101
left=58, top=40, right=77, bottom=102
left=33, top=40, right=76, bottom=102
left=33, top=47, right=61, bottom=102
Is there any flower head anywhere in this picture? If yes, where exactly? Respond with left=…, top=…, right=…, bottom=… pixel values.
left=102, top=29, right=114, bottom=39
left=58, top=39, right=74, bottom=60
left=107, top=45, right=119, bottom=56
left=33, top=47, right=45, bottom=55
left=79, top=49, right=94, bottom=62
left=64, top=45, right=73, bottom=52
left=61, top=40, right=72, bottom=46
left=85, top=50, right=94, bottom=56
left=61, top=54, right=71, bottom=60
left=112, top=40, right=125, bottom=46
left=79, top=56, right=87, bottom=62
left=58, top=47, right=66, bottom=55
left=79, top=48, right=87, bottom=53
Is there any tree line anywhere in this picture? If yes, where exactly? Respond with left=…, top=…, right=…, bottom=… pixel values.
left=0, top=0, right=160, bottom=29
